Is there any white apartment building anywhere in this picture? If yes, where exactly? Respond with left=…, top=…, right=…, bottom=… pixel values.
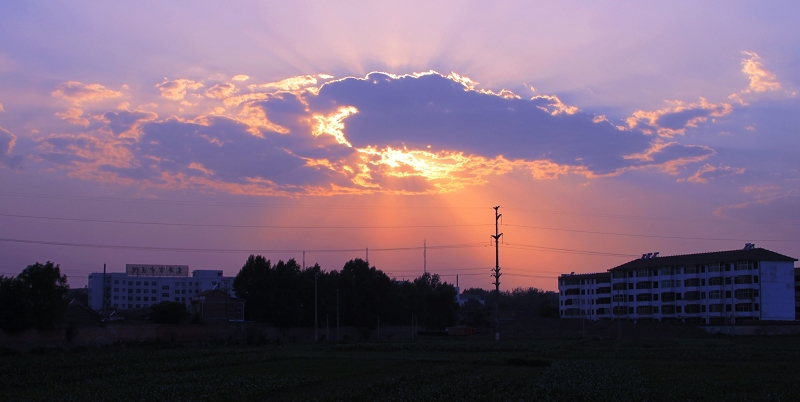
left=87, top=264, right=235, bottom=310
left=558, top=272, right=612, bottom=319
left=559, top=245, right=797, bottom=323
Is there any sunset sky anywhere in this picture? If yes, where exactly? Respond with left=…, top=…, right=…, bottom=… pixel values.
left=1, top=1, right=798, bottom=290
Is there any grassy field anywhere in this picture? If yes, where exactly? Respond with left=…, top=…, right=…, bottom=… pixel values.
left=2, top=335, right=800, bottom=401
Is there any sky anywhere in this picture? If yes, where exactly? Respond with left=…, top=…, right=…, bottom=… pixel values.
left=1, top=1, right=799, bottom=290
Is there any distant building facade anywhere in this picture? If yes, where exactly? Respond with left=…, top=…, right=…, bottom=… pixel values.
left=88, top=264, right=235, bottom=310
left=559, top=246, right=797, bottom=323
left=557, top=272, right=612, bottom=319
left=795, top=267, right=800, bottom=319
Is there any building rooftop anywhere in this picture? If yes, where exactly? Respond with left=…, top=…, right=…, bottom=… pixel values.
left=609, top=247, right=797, bottom=272
left=558, top=271, right=610, bottom=278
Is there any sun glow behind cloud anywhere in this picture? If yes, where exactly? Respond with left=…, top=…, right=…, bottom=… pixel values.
left=26, top=69, right=758, bottom=198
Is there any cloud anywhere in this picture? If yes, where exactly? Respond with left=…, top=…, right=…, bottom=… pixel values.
left=0, top=103, right=4, bottom=112
left=0, top=126, right=23, bottom=170
left=740, top=51, right=781, bottom=93
left=681, top=164, right=745, bottom=183
left=54, top=108, right=89, bottom=126
left=627, top=98, right=732, bottom=137
left=101, top=109, right=158, bottom=139
left=51, top=81, right=123, bottom=105
left=248, top=74, right=333, bottom=92
left=232, top=75, right=250, bottom=82
left=156, top=79, right=204, bottom=100
left=204, top=83, right=237, bottom=99
left=715, top=191, right=800, bottom=223
left=34, top=71, right=723, bottom=195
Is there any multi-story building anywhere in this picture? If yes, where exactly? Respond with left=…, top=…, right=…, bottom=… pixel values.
left=795, top=267, right=800, bottom=320
left=558, top=272, right=612, bottom=319
left=559, top=245, right=797, bottom=323
left=88, top=264, right=235, bottom=310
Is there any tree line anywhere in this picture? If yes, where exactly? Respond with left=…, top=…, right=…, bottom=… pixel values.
left=233, top=256, right=459, bottom=330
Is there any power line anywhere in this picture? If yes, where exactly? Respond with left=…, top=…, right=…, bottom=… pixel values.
left=503, top=207, right=800, bottom=226
left=5, top=190, right=799, bottom=226
left=506, top=223, right=800, bottom=243
left=0, top=192, right=489, bottom=210
left=0, top=237, right=487, bottom=254
left=504, top=243, right=638, bottom=258
left=0, top=212, right=491, bottom=230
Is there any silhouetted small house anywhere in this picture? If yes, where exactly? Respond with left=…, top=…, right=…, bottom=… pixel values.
left=64, top=301, right=104, bottom=327
left=191, top=289, right=245, bottom=323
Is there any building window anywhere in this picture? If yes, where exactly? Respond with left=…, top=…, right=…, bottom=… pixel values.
left=661, top=280, right=680, bottom=288
left=734, top=275, right=753, bottom=285
left=175, top=297, right=180, bottom=302
left=684, top=278, right=700, bottom=287
left=684, top=265, right=698, bottom=274
left=684, top=291, right=702, bottom=301
left=735, top=303, right=753, bottom=312
left=636, top=281, right=652, bottom=289
left=597, top=287, right=611, bottom=294
left=636, top=306, right=657, bottom=314
left=709, top=263, right=721, bottom=273
left=162, top=293, right=169, bottom=297
left=114, top=288, right=119, bottom=292
left=612, top=283, right=626, bottom=291
left=662, top=305, right=675, bottom=314
left=735, top=289, right=758, bottom=299
left=636, top=293, right=653, bottom=302
left=709, top=290, right=723, bottom=299
left=114, top=280, right=119, bottom=284
left=162, top=286, right=169, bottom=290
left=136, top=289, right=141, bottom=293
left=565, top=288, right=580, bottom=295
left=685, top=304, right=701, bottom=314
left=113, top=296, right=119, bottom=300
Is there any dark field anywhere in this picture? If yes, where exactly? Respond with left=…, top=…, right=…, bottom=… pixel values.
left=2, top=336, right=800, bottom=401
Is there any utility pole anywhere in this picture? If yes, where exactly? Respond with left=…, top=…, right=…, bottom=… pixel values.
left=314, top=266, right=318, bottom=342
left=423, top=240, right=427, bottom=274
left=103, top=263, right=107, bottom=310
left=491, top=206, right=503, bottom=341
left=336, top=288, right=340, bottom=341
left=366, top=248, right=369, bottom=265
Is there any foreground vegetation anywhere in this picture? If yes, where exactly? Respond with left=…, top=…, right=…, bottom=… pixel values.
left=2, top=336, right=800, bottom=401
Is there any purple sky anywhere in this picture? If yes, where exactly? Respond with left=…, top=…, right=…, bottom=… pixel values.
left=1, top=1, right=798, bottom=290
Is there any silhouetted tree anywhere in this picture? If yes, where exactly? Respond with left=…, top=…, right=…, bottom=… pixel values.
left=0, top=262, right=69, bottom=333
